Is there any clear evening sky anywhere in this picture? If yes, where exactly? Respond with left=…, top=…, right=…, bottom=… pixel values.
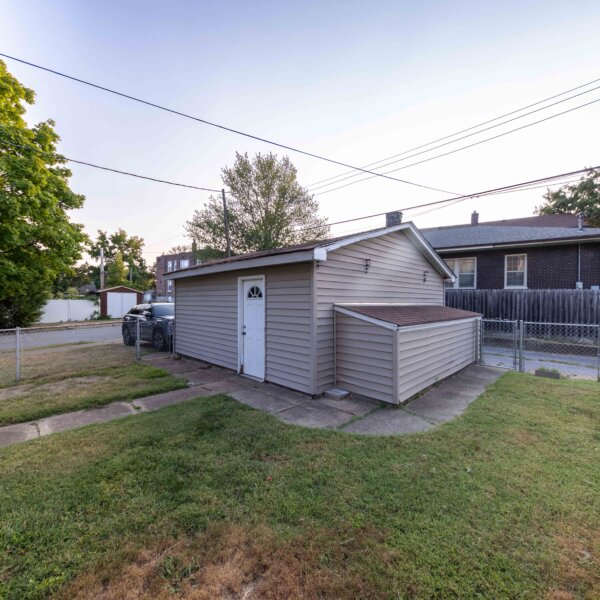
left=2, top=0, right=599, bottom=262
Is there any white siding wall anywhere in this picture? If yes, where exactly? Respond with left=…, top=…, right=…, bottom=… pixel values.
left=335, top=313, right=396, bottom=403
left=174, top=263, right=314, bottom=393
left=396, top=319, right=477, bottom=403
left=315, top=231, right=445, bottom=393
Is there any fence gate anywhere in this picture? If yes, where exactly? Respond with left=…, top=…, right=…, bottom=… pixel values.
left=480, top=319, right=519, bottom=370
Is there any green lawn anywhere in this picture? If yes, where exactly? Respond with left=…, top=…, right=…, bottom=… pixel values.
left=0, top=373, right=599, bottom=599
left=0, top=362, right=187, bottom=425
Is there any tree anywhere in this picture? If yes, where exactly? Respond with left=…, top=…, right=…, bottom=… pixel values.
left=536, top=169, right=600, bottom=226
left=106, top=251, right=128, bottom=287
left=89, top=229, right=154, bottom=290
left=185, top=152, right=329, bottom=256
left=0, top=60, right=87, bottom=327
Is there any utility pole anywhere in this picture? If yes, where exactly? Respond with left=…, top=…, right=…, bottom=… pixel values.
left=222, top=188, right=231, bottom=257
left=99, top=247, right=105, bottom=289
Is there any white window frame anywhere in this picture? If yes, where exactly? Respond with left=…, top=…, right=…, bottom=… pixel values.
left=504, top=253, right=527, bottom=289
left=445, top=257, right=477, bottom=289
left=166, top=279, right=173, bottom=293
left=180, top=259, right=190, bottom=269
left=167, top=260, right=173, bottom=272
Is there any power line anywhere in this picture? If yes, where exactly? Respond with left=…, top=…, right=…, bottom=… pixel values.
left=313, top=98, right=600, bottom=196
left=0, top=52, right=459, bottom=197
left=0, top=135, right=224, bottom=192
left=308, top=83, right=600, bottom=192
left=298, top=165, right=598, bottom=232
left=306, top=75, right=600, bottom=188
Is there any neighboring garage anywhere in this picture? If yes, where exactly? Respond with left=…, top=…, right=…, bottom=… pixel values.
left=99, top=286, right=143, bottom=318
left=334, top=305, right=481, bottom=404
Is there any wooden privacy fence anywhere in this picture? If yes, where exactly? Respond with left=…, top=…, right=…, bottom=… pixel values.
left=446, top=289, right=600, bottom=324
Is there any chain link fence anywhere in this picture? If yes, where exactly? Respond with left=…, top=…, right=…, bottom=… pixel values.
left=480, top=319, right=600, bottom=380
left=0, top=320, right=174, bottom=386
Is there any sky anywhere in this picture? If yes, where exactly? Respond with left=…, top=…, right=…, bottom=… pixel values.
left=1, top=0, right=599, bottom=264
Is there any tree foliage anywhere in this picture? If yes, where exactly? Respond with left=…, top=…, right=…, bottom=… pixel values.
left=106, top=250, right=128, bottom=287
left=89, top=229, right=153, bottom=290
left=185, top=152, right=329, bottom=256
left=0, top=60, right=87, bottom=327
left=536, top=169, right=600, bottom=226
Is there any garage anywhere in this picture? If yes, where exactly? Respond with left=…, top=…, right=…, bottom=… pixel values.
left=99, top=286, right=143, bottom=318
left=334, top=305, right=481, bottom=404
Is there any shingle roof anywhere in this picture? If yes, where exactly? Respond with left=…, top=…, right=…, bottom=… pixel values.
left=422, top=225, right=600, bottom=250
left=166, top=222, right=454, bottom=280
left=338, top=304, right=480, bottom=327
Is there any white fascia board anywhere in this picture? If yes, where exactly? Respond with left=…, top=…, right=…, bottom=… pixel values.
left=334, top=305, right=398, bottom=331
left=166, top=249, right=317, bottom=279
left=403, top=225, right=456, bottom=279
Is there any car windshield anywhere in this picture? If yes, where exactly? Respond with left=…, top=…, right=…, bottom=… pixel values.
left=152, top=304, right=174, bottom=317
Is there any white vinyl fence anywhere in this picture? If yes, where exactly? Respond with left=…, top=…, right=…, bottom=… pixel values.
left=39, top=299, right=96, bottom=323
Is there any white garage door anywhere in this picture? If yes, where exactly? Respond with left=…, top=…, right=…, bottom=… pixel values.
left=107, top=292, right=137, bottom=318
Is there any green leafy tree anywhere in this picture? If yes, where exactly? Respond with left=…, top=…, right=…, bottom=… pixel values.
left=0, top=60, right=86, bottom=327
left=536, top=169, right=600, bottom=226
left=185, top=152, right=329, bottom=256
left=89, top=229, right=154, bottom=290
left=106, top=251, right=128, bottom=287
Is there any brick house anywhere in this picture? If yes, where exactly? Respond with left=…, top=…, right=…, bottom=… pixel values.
left=422, top=213, right=600, bottom=290
left=155, top=251, right=196, bottom=299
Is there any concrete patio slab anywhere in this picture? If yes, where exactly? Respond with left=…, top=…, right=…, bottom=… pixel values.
left=406, top=366, right=502, bottom=424
left=0, top=422, right=39, bottom=448
left=132, top=387, right=209, bottom=412
left=277, top=401, right=355, bottom=429
left=342, top=408, right=433, bottom=435
left=229, top=388, right=305, bottom=414
left=37, top=402, right=137, bottom=436
left=317, top=395, right=383, bottom=417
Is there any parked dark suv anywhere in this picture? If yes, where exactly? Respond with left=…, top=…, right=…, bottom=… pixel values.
left=122, top=302, right=174, bottom=351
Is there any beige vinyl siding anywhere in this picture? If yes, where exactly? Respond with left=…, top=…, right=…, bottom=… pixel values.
left=396, top=319, right=477, bottom=403
left=175, top=274, right=238, bottom=370
left=265, top=264, right=313, bottom=393
left=174, top=263, right=314, bottom=393
left=335, top=312, right=396, bottom=403
left=315, top=231, right=445, bottom=393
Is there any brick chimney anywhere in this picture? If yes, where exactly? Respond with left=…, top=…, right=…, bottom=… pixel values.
left=386, top=211, right=403, bottom=227
left=471, top=211, right=479, bottom=226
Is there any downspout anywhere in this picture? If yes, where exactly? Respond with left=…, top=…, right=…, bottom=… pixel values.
left=578, top=243, right=581, bottom=286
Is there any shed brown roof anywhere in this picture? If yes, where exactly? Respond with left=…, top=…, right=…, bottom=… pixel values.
left=339, top=304, right=480, bottom=327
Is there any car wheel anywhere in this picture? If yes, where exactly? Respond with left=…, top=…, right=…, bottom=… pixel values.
left=152, top=329, right=167, bottom=351
left=123, top=326, right=135, bottom=346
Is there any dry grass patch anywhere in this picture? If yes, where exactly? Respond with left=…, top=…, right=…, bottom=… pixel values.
left=60, top=523, right=393, bottom=600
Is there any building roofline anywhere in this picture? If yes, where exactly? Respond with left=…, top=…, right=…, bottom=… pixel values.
left=166, top=222, right=455, bottom=281
left=434, top=234, right=600, bottom=253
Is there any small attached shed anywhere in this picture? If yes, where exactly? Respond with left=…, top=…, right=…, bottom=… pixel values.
left=99, top=286, right=143, bottom=318
left=166, top=222, right=481, bottom=403
left=334, top=305, right=481, bottom=404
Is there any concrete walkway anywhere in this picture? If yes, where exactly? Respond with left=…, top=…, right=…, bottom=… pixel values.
left=0, top=355, right=502, bottom=448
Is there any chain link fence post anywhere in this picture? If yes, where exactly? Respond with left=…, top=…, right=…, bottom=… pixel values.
left=518, top=320, right=524, bottom=372
left=596, top=324, right=600, bottom=383
left=135, top=319, right=141, bottom=361
left=171, top=321, right=176, bottom=358
left=15, top=327, right=21, bottom=382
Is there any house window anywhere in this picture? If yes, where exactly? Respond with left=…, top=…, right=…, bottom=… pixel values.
left=505, top=254, right=527, bottom=288
left=167, top=280, right=173, bottom=293
left=445, top=258, right=477, bottom=289
left=180, top=259, right=189, bottom=269
left=167, top=260, right=173, bottom=272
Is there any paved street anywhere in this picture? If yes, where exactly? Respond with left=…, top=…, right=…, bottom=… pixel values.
left=483, top=346, right=599, bottom=379
left=0, top=323, right=122, bottom=350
